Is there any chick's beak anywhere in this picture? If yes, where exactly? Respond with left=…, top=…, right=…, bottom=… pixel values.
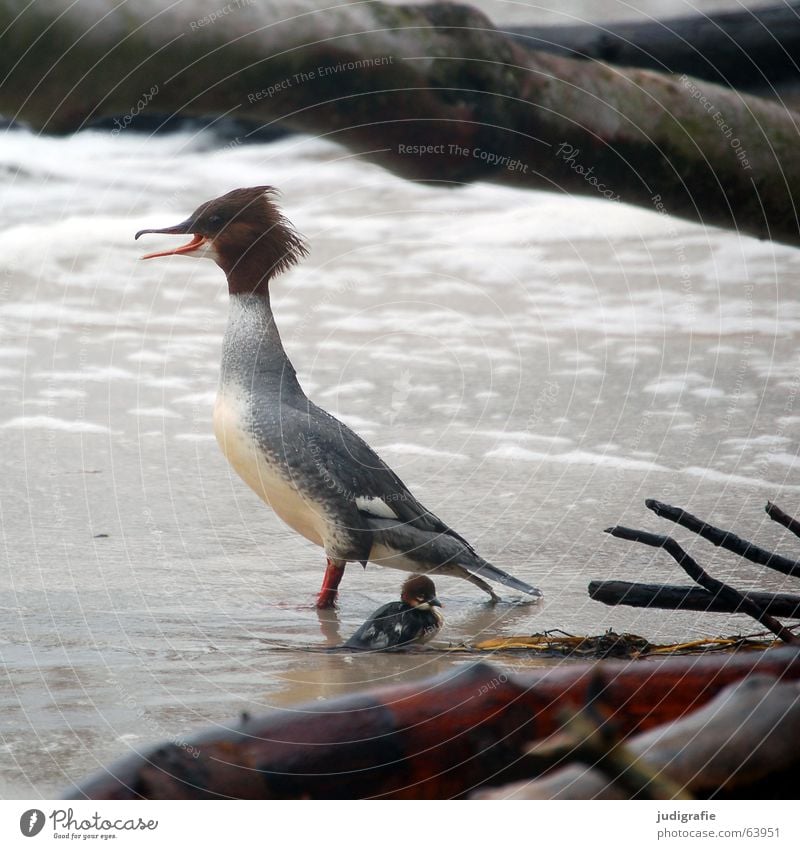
left=134, top=219, right=207, bottom=259
left=431, top=597, right=442, bottom=608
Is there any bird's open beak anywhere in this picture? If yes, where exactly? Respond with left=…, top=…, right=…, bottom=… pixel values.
left=134, top=219, right=208, bottom=259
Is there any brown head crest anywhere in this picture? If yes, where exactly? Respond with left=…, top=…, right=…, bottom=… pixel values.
left=136, top=186, right=308, bottom=294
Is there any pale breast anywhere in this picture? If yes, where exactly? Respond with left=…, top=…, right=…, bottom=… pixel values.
left=212, top=389, right=327, bottom=547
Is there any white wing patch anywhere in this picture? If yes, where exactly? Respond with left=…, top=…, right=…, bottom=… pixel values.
left=355, top=495, right=398, bottom=520
left=369, top=629, right=388, bottom=648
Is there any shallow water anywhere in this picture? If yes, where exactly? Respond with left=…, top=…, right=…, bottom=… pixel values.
left=1, top=116, right=800, bottom=798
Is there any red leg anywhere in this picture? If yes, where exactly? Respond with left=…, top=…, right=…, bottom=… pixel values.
left=316, top=558, right=346, bottom=609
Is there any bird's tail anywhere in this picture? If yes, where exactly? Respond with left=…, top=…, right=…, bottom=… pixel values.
left=367, top=518, right=542, bottom=599
left=466, top=555, right=542, bottom=598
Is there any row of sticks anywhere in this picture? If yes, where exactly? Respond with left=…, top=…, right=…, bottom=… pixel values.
left=593, top=499, right=800, bottom=644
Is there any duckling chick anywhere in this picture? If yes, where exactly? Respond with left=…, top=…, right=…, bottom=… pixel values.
left=345, top=574, right=443, bottom=650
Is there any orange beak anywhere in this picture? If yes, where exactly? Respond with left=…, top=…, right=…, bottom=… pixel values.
left=134, top=220, right=207, bottom=259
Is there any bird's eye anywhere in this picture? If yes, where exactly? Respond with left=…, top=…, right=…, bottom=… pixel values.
left=207, top=213, right=224, bottom=228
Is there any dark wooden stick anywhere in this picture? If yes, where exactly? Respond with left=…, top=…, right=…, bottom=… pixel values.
left=588, top=580, right=800, bottom=619
left=604, top=526, right=799, bottom=644
left=645, top=499, right=800, bottom=579
left=766, top=501, right=800, bottom=539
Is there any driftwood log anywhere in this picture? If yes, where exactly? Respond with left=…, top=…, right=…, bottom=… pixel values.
left=67, top=647, right=800, bottom=800
left=477, top=674, right=800, bottom=799
left=589, top=580, right=800, bottom=619
left=605, top=526, right=799, bottom=644
left=2, top=2, right=800, bottom=245
left=647, top=498, right=800, bottom=578
left=600, top=501, right=800, bottom=643
left=766, top=501, right=800, bottom=538
left=510, top=3, right=800, bottom=92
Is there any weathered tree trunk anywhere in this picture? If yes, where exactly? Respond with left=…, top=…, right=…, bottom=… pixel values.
left=2, top=1, right=800, bottom=246
left=67, top=648, right=800, bottom=800
left=509, top=2, right=800, bottom=93
left=477, top=675, right=800, bottom=799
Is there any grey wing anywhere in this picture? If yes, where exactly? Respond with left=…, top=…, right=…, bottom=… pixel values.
left=296, top=401, right=476, bottom=552
left=344, top=601, right=400, bottom=649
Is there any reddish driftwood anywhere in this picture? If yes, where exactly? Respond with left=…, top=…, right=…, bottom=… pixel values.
left=477, top=674, right=800, bottom=799
left=67, top=647, right=800, bottom=800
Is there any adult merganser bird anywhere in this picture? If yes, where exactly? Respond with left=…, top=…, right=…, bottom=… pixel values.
left=135, top=187, right=542, bottom=608
left=346, top=574, right=443, bottom=650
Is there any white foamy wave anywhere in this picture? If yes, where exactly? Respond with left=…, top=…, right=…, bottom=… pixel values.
left=174, top=391, right=217, bottom=406
left=128, top=407, right=183, bottom=419
left=487, top=445, right=668, bottom=472
left=474, top=429, right=573, bottom=446
left=681, top=466, right=800, bottom=490
left=37, top=388, right=87, bottom=399
left=761, top=452, right=800, bottom=470
left=33, top=367, right=137, bottom=383
left=317, top=379, right=375, bottom=398
left=377, top=443, right=468, bottom=460
left=723, top=435, right=790, bottom=448
left=0, top=416, right=116, bottom=434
